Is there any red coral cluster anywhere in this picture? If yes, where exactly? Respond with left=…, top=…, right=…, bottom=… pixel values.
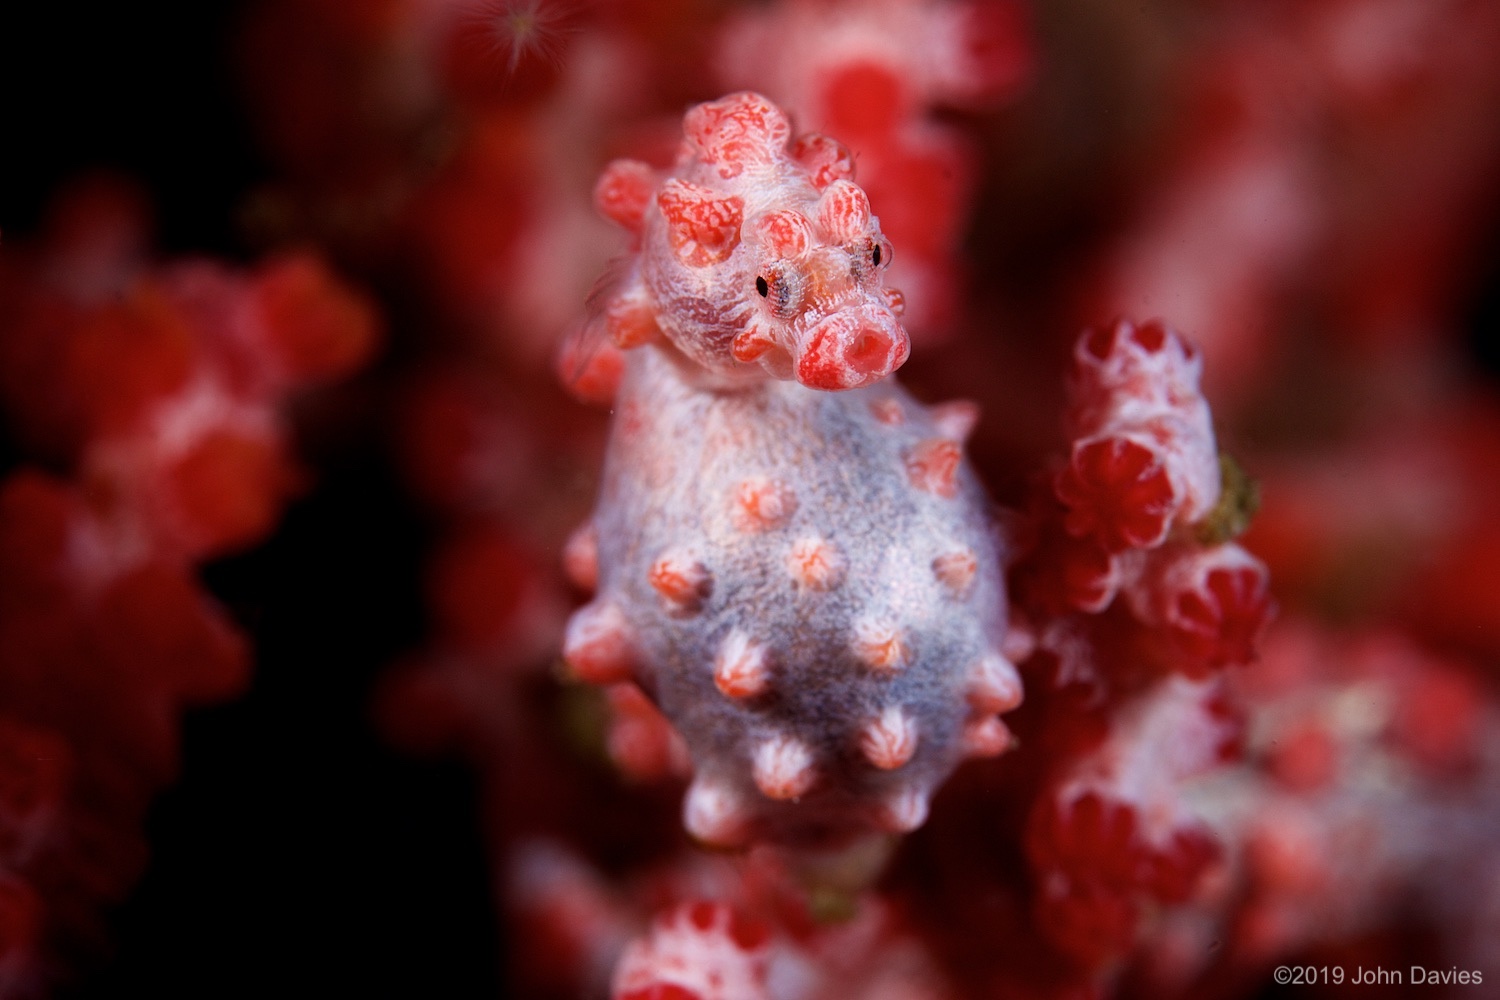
left=1014, top=318, right=1273, bottom=680
left=0, top=180, right=377, bottom=992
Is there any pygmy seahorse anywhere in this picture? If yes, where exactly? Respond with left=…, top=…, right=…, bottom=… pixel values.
left=563, top=92, right=1020, bottom=848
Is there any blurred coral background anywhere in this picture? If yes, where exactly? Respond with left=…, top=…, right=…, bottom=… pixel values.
left=1, top=0, right=1498, bottom=997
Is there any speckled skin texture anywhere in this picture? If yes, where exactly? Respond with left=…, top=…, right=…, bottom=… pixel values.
left=586, top=92, right=908, bottom=394
left=601, top=348, right=1008, bottom=844
left=564, top=93, right=1018, bottom=847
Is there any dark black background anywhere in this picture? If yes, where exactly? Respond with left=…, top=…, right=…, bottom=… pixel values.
left=0, top=3, right=502, bottom=996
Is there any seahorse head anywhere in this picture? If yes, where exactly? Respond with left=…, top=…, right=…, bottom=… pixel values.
left=593, top=93, right=910, bottom=391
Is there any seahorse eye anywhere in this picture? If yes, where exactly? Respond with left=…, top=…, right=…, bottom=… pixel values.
left=872, top=244, right=882, bottom=268
left=756, top=276, right=769, bottom=297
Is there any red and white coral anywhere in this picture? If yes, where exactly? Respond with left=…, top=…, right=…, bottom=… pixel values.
left=613, top=901, right=773, bottom=1000
left=0, top=186, right=378, bottom=990
left=1058, top=318, right=1221, bottom=554
left=1026, top=677, right=1237, bottom=966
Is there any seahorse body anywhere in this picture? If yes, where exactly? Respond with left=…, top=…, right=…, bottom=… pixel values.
left=564, top=93, right=1019, bottom=847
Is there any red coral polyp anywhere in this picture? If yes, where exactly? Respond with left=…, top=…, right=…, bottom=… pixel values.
left=90, top=562, right=250, bottom=703
left=612, top=901, right=772, bottom=1000
left=1034, top=877, right=1140, bottom=967
left=1031, top=790, right=1217, bottom=901
left=817, top=60, right=911, bottom=139
left=1028, top=791, right=1145, bottom=889
left=1055, top=535, right=1121, bottom=614
left=617, top=985, right=707, bottom=1000
left=1057, top=436, right=1180, bottom=552
left=163, top=430, right=289, bottom=556
left=66, top=286, right=194, bottom=443
left=1029, top=791, right=1221, bottom=963
left=249, top=252, right=380, bottom=384
left=427, top=529, right=534, bottom=648
left=1145, top=827, right=1221, bottom=902
left=1167, top=561, right=1273, bottom=670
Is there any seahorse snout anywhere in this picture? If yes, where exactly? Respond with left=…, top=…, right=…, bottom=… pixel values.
left=794, top=309, right=909, bottom=390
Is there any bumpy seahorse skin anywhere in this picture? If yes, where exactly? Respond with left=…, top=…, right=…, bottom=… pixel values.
left=587, top=92, right=909, bottom=391
left=564, top=93, right=1016, bottom=847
